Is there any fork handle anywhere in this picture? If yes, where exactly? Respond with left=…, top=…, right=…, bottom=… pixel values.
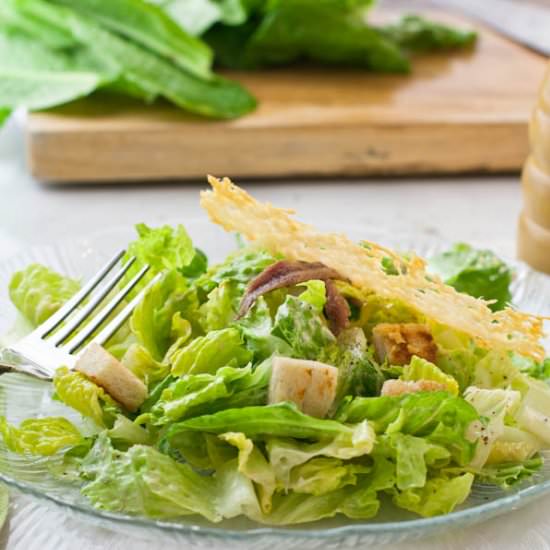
left=0, top=351, right=53, bottom=380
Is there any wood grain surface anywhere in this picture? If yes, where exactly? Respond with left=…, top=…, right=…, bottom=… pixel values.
left=26, top=12, right=548, bottom=183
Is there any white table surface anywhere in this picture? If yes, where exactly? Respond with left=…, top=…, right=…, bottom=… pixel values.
left=1, top=114, right=549, bottom=549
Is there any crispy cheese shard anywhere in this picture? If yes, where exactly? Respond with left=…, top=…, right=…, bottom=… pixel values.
left=201, top=176, right=545, bottom=360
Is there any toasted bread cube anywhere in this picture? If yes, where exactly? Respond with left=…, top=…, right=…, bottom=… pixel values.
left=75, top=343, right=147, bottom=412
left=372, top=323, right=437, bottom=366
left=269, top=357, right=338, bottom=418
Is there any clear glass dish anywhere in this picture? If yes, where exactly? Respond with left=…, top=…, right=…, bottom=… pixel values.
left=1, top=219, right=550, bottom=549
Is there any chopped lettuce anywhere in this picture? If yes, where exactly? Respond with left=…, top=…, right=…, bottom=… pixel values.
left=476, top=455, right=543, bottom=489
left=121, top=343, right=170, bottom=387
left=130, top=270, right=195, bottom=361
left=53, top=367, right=122, bottom=428
left=107, top=415, right=151, bottom=448
left=123, top=223, right=195, bottom=284
left=8, top=263, right=80, bottom=326
left=297, top=280, right=326, bottom=312
left=428, top=243, right=512, bottom=311
left=0, top=416, right=82, bottom=456
left=164, top=402, right=375, bottom=468
left=402, top=356, right=459, bottom=396
left=236, top=297, right=293, bottom=360
left=81, top=433, right=220, bottom=520
left=170, top=327, right=252, bottom=376
left=199, top=280, right=240, bottom=331
left=336, top=391, right=479, bottom=465
left=146, top=361, right=271, bottom=425
left=273, top=295, right=335, bottom=360
left=392, top=473, right=474, bottom=517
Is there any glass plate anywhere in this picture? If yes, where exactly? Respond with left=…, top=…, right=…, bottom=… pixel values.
left=1, top=219, right=550, bottom=549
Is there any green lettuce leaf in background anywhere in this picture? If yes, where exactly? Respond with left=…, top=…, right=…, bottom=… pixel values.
left=53, top=367, right=122, bottom=428
left=428, top=243, right=512, bottom=311
left=8, top=263, right=80, bottom=326
left=0, top=415, right=83, bottom=455
left=382, top=14, right=477, bottom=52
left=106, top=414, right=151, bottom=448
left=51, top=0, right=213, bottom=79
left=170, top=327, right=252, bottom=376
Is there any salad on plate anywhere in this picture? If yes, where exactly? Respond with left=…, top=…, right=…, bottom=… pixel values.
left=1, top=176, right=550, bottom=525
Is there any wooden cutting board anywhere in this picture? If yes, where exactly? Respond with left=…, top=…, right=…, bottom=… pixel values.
left=26, top=12, right=548, bottom=183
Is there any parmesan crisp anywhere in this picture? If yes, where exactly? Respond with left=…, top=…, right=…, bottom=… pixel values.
left=201, top=176, right=545, bottom=359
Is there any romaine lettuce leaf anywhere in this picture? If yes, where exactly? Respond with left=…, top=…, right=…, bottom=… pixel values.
left=476, top=455, right=543, bottom=488
left=428, top=243, right=512, bottom=311
left=53, top=367, right=122, bottom=428
left=236, top=297, right=292, bottom=360
left=107, top=415, right=151, bottom=449
left=220, top=431, right=276, bottom=513
left=402, top=356, right=459, bottom=396
left=121, top=343, right=170, bottom=387
left=382, top=15, right=477, bottom=52
left=266, top=433, right=373, bottom=488
left=265, top=478, right=380, bottom=524
left=51, top=0, right=214, bottom=79
left=375, top=433, right=450, bottom=490
left=0, top=416, right=82, bottom=456
left=130, top=270, right=196, bottom=361
left=199, top=280, right=240, bottom=331
left=80, top=433, right=220, bottom=520
left=170, top=327, right=252, bottom=376
left=124, top=223, right=195, bottom=281
left=336, top=391, right=479, bottom=465
left=164, top=402, right=375, bottom=467
left=9, top=263, right=80, bottom=326
left=273, top=295, right=335, bottom=360
left=330, top=327, right=384, bottom=403
left=297, top=280, right=326, bottom=312
left=196, top=248, right=277, bottom=296
left=146, top=361, right=270, bottom=425
left=392, top=472, right=473, bottom=517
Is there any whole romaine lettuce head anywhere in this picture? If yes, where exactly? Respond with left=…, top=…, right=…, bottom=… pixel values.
left=9, top=264, right=80, bottom=326
left=428, top=243, right=512, bottom=311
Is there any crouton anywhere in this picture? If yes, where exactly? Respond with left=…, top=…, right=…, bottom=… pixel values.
left=75, top=343, right=147, bottom=412
left=372, top=323, right=438, bottom=365
left=268, top=357, right=338, bottom=418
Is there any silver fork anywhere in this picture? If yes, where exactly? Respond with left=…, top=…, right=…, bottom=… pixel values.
left=0, top=251, right=162, bottom=379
